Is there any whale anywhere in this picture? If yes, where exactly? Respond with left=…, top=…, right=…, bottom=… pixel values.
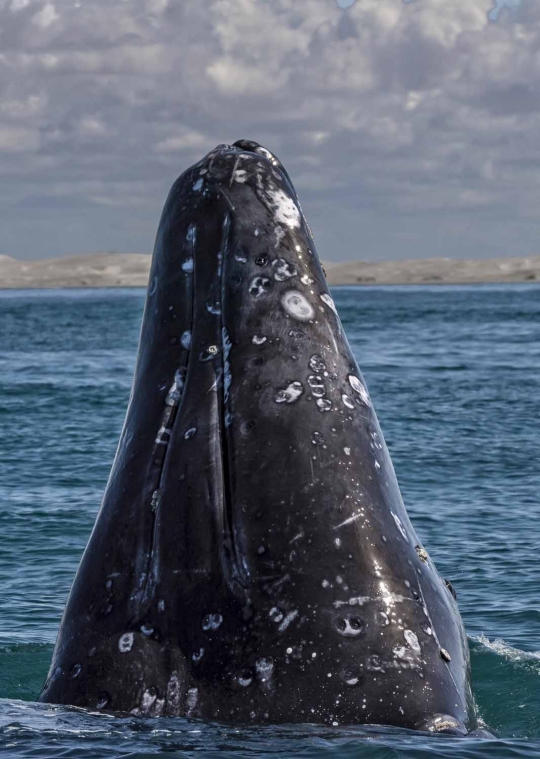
left=39, top=139, right=477, bottom=734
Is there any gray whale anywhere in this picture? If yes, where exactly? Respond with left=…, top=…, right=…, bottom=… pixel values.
left=40, top=140, right=477, bottom=734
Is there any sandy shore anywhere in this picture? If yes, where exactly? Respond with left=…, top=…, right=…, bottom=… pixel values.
left=1, top=253, right=539, bottom=289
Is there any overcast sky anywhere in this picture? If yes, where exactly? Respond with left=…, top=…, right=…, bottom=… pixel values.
left=1, top=0, right=538, bottom=262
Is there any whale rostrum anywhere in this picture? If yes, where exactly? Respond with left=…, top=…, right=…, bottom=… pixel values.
left=39, top=140, right=477, bottom=734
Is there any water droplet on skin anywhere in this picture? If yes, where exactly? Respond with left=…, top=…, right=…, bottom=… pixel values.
left=192, top=648, right=204, bottom=662
left=275, top=381, right=304, bottom=404
left=249, top=276, right=272, bottom=297
left=311, top=431, right=325, bottom=446
left=141, top=624, right=154, bottom=636
left=309, top=354, right=326, bottom=373
left=301, top=274, right=314, bottom=285
left=281, top=291, right=315, bottom=321
left=255, top=253, right=269, bottom=267
left=202, top=613, right=223, bottom=631
left=273, top=258, right=298, bottom=281
left=286, top=647, right=293, bottom=654
left=184, top=428, right=197, bottom=440
left=69, top=664, right=82, bottom=679
left=317, top=398, right=332, bottom=412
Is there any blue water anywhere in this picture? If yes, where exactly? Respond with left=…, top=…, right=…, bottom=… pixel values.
left=0, top=285, right=539, bottom=758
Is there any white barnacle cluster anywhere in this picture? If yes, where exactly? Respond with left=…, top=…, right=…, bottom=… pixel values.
left=268, top=188, right=301, bottom=229
left=275, top=381, right=304, bottom=404
left=272, top=258, right=298, bottom=282
left=118, top=632, right=134, bottom=653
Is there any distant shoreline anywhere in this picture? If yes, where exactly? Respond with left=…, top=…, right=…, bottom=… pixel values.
left=1, top=253, right=539, bottom=288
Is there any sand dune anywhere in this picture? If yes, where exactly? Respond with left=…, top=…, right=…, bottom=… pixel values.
left=1, top=253, right=539, bottom=289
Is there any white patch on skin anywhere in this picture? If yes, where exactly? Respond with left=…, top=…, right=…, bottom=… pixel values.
left=222, top=327, right=232, bottom=426
left=301, top=274, right=314, bottom=285
left=281, top=290, right=315, bottom=321
left=348, top=375, right=371, bottom=406
left=337, top=618, right=363, bottom=637
left=182, top=258, right=193, bottom=273
left=269, top=607, right=284, bottom=623
left=118, top=633, right=134, bottom=653
left=186, top=223, right=196, bottom=247
left=252, top=335, right=267, bottom=345
left=255, top=658, right=274, bottom=682
left=193, top=178, right=203, bottom=191
left=278, top=609, right=298, bottom=632
left=184, top=428, right=197, bottom=439
left=165, top=369, right=184, bottom=407
left=192, top=647, right=204, bottom=662
left=342, top=394, right=355, bottom=409
left=202, top=613, right=223, bottom=631
left=333, top=596, right=371, bottom=608
left=344, top=447, right=351, bottom=456
left=275, top=381, right=304, bottom=404
left=333, top=511, right=363, bottom=529
left=234, top=169, right=247, bottom=183
left=391, top=511, right=408, bottom=539
left=186, top=687, right=198, bottom=716
left=272, top=258, right=298, bottom=281
left=268, top=188, right=301, bottom=228
left=180, top=330, right=192, bottom=349
left=321, top=293, right=338, bottom=314
left=404, top=630, right=421, bottom=653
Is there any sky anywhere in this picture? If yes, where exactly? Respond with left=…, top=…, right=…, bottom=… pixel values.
left=1, top=0, right=538, bottom=262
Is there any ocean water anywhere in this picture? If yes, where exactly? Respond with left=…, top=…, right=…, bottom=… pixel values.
left=0, top=285, right=539, bottom=758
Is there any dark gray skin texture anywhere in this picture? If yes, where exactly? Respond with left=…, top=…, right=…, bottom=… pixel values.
left=40, top=140, right=477, bottom=734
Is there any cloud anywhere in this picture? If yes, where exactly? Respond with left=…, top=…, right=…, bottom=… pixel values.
left=0, top=0, right=538, bottom=261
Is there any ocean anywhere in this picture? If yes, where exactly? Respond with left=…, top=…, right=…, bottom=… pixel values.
left=0, top=285, right=539, bottom=758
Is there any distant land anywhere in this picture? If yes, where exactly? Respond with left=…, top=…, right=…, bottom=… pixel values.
left=1, top=253, right=539, bottom=289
